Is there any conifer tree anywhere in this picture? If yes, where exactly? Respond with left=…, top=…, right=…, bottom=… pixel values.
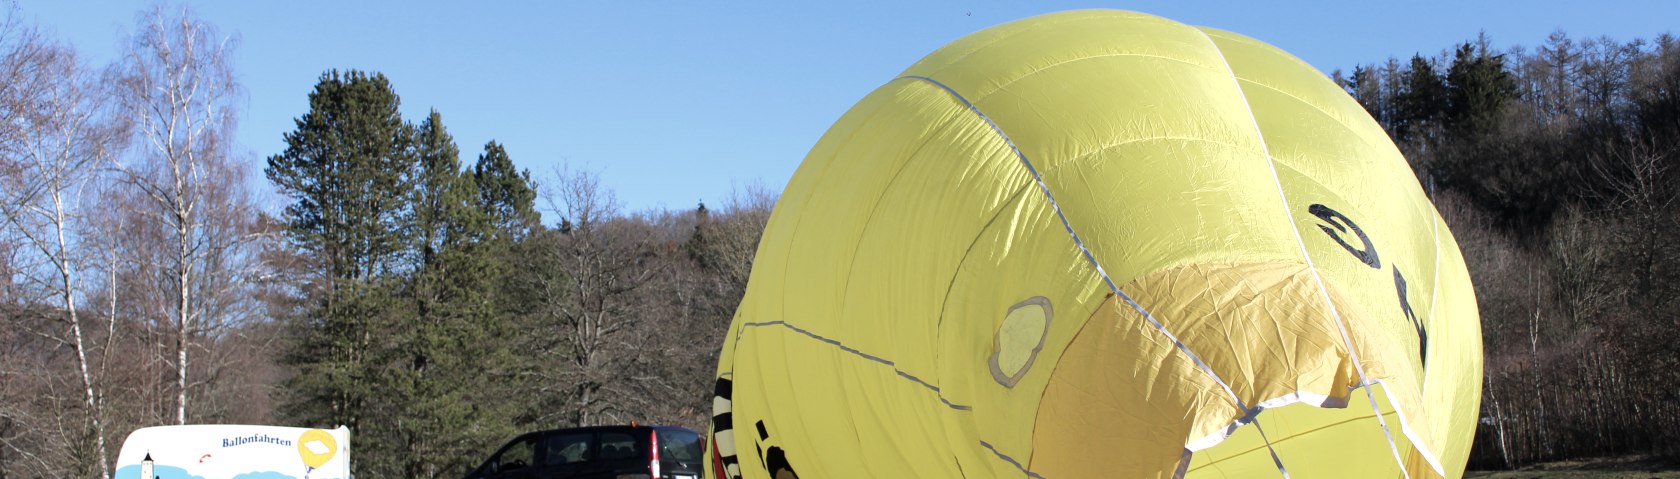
left=474, top=140, right=540, bottom=240
left=1446, top=42, right=1519, bottom=139
left=263, top=70, right=414, bottom=459
left=387, top=110, right=511, bottom=476
left=1396, top=54, right=1449, bottom=144
left=471, top=140, right=541, bottom=370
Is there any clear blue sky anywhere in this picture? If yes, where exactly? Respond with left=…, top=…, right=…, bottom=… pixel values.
left=15, top=0, right=1677, bottom=215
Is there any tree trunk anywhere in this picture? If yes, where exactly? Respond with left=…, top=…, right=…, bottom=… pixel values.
left=1529, top=308, right=1550, bottom=458
left=578, top=385, right=592, bottom=427
left=177, top=226, right=190, bottom=425
left=53, top=193, right=110, bottom=479
left=1488, top=372, right=1512, bottom=469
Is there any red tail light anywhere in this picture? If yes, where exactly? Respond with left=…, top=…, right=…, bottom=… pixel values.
left=650, top=429, right=662, bottom=478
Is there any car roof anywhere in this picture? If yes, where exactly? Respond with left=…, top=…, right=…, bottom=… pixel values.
left=517, top=424, right=697, bottom=437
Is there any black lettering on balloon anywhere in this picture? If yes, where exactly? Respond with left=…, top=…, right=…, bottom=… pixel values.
left=755, top=420, right=799, bottom=478
left=1306, top=203, right=1433, bottom=373
left=1309, top=204, right=1380, bottom=269
left=1394, top=268, right=1428, bottom=366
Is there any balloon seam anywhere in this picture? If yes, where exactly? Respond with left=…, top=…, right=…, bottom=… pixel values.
left=899, top=73, right=1266, bottom=476
left=738, top=320, right=972, bottom=411
left=981, top=440, right=1048, bottom=479
left=1192, top=28, right=1409, bottom=478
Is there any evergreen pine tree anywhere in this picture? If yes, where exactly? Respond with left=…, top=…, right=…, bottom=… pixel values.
left=474, top=140, right=540, bottom=241
left=263, top=70, right=415, bottom=475
left=389, top=110, right=512, bottom=476
left=1446, top=42, right=1519, bottom=139
left=1396, top=54, right=1449, bottom=144
left=471, top=140, right=542, bottom=365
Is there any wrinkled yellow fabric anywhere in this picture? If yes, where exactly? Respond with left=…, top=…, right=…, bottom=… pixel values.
left=707, top=9, right=1481, bottom=479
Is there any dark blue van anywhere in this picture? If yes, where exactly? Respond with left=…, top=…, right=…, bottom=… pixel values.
left=465, top=425, right=703, bottom=479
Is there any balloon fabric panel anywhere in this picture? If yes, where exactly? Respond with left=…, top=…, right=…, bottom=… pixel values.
left=708, top=9, right=1481, bottom=479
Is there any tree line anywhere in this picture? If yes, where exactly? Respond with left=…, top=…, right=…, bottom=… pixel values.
left=1333, top=31, right=1680, bottom=468
left=0, top=3, right=770, bottom=477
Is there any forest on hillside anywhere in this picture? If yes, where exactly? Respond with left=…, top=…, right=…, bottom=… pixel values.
left=1332, top=32, right=1680, bottom=468
left=1, top=2, right=1677, bottom=477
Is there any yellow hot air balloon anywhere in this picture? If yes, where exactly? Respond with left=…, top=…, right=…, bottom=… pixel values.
left=707, top=9, right=1481, bottom=479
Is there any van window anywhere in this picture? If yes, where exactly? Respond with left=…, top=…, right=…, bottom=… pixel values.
left=491, top=436, right=537, bottom=472
left=599, top=431, right=640, bottom=460
left=657, top=429, right=703, bottom=462
left=543, top=432, right=593, bottom=465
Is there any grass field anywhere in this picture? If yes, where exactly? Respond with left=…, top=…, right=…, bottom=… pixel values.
left=1466, top=456, right=1680, bottom=478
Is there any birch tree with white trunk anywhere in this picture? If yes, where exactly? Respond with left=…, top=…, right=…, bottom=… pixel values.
left=0, top=13, right=119, bottom=476
left=106, top=4, right=249, bottom=426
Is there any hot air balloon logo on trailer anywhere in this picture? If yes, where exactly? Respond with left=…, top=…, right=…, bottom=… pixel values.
left=706, top=8, right=1480, bottom=479
left=296, top=428, right=338, bottom=476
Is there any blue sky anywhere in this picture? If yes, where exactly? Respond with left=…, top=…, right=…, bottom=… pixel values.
left=15, top=0, right=1677, bottom=215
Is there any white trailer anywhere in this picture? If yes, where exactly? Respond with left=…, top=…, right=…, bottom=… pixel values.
left=113, top=424, right=350, bottom=479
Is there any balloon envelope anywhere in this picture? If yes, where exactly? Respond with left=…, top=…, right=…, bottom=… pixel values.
left=707, top=9, right=1481, bottom=479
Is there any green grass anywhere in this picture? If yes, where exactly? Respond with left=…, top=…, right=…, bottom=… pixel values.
left=1466, top=456, right=1680, bottom=478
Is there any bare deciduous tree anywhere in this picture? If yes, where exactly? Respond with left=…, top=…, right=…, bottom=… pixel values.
left=528, top=165, right=669, bottom=427
left=0, top=8, right=119, bottom=475
left=106, top=3, right=256, bottom=426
